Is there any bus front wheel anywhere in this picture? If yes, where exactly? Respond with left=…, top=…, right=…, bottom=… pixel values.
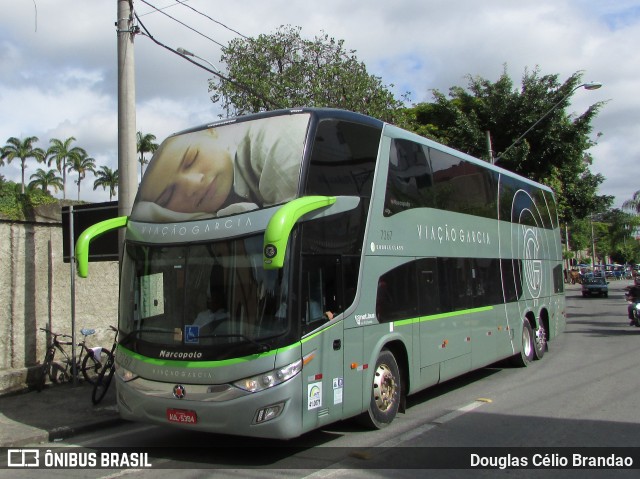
left=511, top=320, right=535, bottom=367
left=360, top=348, right=401, bottom=429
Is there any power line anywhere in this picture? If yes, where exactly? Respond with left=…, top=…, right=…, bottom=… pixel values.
left=137, top=0, right=190, bottom=17
left=175, top=0, right=249, bottom=39
left=138, top=0, right=225, bottom=48
left=133, top=11, right=281, bottom=110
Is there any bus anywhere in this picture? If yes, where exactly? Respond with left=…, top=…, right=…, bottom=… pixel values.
left=76, top=108, right=565, bottom=439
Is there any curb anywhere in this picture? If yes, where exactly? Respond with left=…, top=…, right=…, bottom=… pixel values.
left=48, top=416, right=127, bottom=443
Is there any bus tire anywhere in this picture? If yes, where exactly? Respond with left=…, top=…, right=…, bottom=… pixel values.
left=511, top=320, right=534, bottom=367
left=533, top=322, right=546, bottom=360
left=359, top=348, right=401, bottom=429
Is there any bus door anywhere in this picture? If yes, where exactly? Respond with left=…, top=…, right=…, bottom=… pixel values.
left=418, top=257, right=472, bottom=381
left=299, top=255, right=345, bottom=430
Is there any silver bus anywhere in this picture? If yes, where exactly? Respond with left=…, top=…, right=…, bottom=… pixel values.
left=77, top=108, right=565, bottom=439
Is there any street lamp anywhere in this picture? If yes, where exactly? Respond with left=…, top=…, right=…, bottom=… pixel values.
left=492, top=81, right=602, bottom=164
left=591, top=214, right=597, bottom=271
left=176, top=47, right=220, bottom=73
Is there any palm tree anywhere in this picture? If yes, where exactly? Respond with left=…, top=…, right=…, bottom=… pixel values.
left=47, top=137, right=87, bottom=200
left=622, top=190, right=640, bottom=215
left=137, top=131, right=159, bottom=178
left=93, top=165, right=119, bottom=201
left=1, top=136, right=46, bottom=194
left=67, top=150, right=96, bottom=201
left=29, top=168, right=63, bottom=194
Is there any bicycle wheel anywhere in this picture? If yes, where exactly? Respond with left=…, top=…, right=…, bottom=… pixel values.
left=51, top=363, right=71, bottom=384
left=92, top=358, right=115, bottom=405
left=81, top=348, right=113, bottom=384
left=35, top=350, right=55, bottom=392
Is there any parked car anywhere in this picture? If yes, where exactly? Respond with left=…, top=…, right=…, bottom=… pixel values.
left=581, top=276, right=609, bottom=297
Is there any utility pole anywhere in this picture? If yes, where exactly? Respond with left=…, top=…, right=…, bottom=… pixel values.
left=117, top=0, right=137, bottom=224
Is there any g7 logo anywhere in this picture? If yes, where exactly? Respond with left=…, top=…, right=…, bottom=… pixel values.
left=522, top=226, right=542, bottom=299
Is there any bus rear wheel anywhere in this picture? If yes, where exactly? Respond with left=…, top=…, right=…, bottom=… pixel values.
left=511, top=320, right=535, bottom=367
left=360, top=349, right=401, bottom=429
left=533, top=322, right=546, bottom=360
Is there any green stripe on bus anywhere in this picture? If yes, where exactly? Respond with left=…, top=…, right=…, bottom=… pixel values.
left=118, top=307, right=492, bottom=369
left=394, top=305, right=495, bottom=327
left=117, top=341, right=301, bottom=368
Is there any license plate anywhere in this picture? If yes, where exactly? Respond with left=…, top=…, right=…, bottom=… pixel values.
left=167, top=408, right=197, bottom=424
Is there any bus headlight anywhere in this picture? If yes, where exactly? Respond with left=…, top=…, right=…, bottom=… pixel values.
left=234, top=359, right=302, bottom=393
left=115, top=364, right=138, bottom=382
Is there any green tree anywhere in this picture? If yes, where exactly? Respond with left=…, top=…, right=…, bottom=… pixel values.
left=28, top=168, right=63, bottom=194
left=1, top=136, right=46, bottom=194
left=93, top=165, right=119, bottom=201
left=137, top=131, right=158, bottom=178
left=567, top=218, right=592, bottom=263
left=67, top=151, right=96, bottom=201
left=209, top=25, right=406, bottom=122
left=47, top=137, right=87, bottom=200
left=402, top=67, right=612, bottom=223
left=597, top=209, right=640, bottom=264
left=622, top=189, right=640, bottom=214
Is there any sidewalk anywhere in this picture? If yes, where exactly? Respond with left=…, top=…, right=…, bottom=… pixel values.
left=0, top=380, right=122, bottom=447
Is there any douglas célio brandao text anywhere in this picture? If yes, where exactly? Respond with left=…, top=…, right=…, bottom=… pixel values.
left=470, top=453, right=634, bottom=469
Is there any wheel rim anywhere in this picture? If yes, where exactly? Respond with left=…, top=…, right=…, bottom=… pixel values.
left=372, top=363, right=397, bottom=413
left=535, top=325, right=546, bottom=352
left=522, top=326, right=532, bottom=357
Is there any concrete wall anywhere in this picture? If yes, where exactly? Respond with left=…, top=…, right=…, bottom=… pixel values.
left=0, top=220, right=119, bottom=394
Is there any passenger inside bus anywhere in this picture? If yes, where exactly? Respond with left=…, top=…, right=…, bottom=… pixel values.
left=193, top=265, right=229, bottom=331
left=193, top=288, right=229, bottom=330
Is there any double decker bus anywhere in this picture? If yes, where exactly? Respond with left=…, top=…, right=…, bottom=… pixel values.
left=77, top=108, right=565, bottom=439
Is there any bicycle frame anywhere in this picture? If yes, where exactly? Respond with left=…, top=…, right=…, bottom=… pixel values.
left=38, top=328, right=110, bottom=388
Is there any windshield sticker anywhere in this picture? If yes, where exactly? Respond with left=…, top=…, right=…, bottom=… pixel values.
left=140, top=273, right=164, bottom=318
left=308, top=382, right=322, bottom=410
left=184, top=325, right=200, bottom=344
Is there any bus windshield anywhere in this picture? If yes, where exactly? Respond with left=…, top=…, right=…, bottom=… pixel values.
left=119, top=235, right=292, bottom=360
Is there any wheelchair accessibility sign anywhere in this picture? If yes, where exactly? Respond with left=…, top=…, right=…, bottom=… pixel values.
left=184, top=325, right=199, bottom=344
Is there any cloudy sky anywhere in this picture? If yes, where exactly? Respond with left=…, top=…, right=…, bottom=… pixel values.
left=1, top=0, right=638, bottom=207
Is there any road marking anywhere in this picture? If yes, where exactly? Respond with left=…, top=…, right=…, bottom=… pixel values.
left=430, top=398, right=489, bottom=425
left=302, top=399, right=491, bottom=478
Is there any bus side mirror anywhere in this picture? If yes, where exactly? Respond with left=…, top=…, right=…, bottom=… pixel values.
left=263, top=196, right=336, bottom=270
left=75, top=216, right=128, bottom=278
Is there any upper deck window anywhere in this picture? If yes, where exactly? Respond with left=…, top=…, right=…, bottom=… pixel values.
left=384, top=140, right=497, bottom=219
left=130, top=113, right=311, bottom=223
left=304, top=119, right=380, bottom=198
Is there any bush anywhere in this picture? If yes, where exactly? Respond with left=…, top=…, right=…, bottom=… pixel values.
left=0, top=181, right=58, bottom=221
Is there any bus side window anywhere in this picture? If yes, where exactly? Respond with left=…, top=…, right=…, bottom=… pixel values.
left=417, top=258, right=441, bottom=316
left=376, top=262, right=418, bottom=323
left=384, top=139, right=433, bottom=216
left=301, top=256, right=341, bottom=334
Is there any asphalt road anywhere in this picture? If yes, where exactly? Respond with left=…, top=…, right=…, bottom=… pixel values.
left=4, top=280, right=639, bottom=478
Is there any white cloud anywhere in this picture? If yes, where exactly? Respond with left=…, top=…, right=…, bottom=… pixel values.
left=1, top=0, right=639, bottom=207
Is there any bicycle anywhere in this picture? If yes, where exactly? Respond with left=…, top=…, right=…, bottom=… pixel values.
left=36, top=327, right=112, bottom=391
left=92, top=325, right=119, bottom=405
